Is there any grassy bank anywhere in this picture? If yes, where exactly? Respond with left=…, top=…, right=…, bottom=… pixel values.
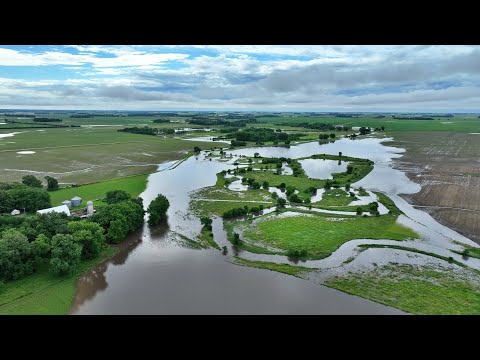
left=0, top=246, right=118, bottom=315
left=234, top=257, right=312, bottom=277
left=242, top=214, right=418, bottom=259
left=326, top=264, right=480, bottom=314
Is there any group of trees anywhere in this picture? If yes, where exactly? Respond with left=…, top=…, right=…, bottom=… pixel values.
left=33, top=118, right=62, bottom=122
left=319, top=133, right=336, bottom=140
left=0, top=188, right=173, bottom=282
left=222, top=205, right=264, bottom=219
left=21, top=175, right=58, bottom=191
left=0, top=215, right=107, bottom=280
left=232, top=128, right=303, bottom=144
left=0, top=182, right=51, bottom=213
left=118, top=126, right=158, bottom=136
left=152, top=118, right=171, bottom=123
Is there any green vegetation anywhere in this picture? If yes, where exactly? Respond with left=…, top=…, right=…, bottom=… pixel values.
left=234, top=257, right=312, bottom=277
left=0, top=182, right=51, bottom=213
left=452, top=243, right=480, bottom=260
left=242, top=214, right=418, bottom=259
left=197, top=228, right=221, bottom=250
left=49, top=174, right=148, bottom=208
left=0, top=246, right=117, bottom=315
left=21, top=175, right=42, bottom=188
left=147, top=194, right=170, bottom=226
left=45, top=176, right=59, bottom=191
left=326, top=264, right=480, bottom=315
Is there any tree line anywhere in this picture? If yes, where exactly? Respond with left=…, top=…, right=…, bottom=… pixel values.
left=0, top=189, right=170, bottom=282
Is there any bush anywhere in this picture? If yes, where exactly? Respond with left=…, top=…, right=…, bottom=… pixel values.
left=287, top=249, right=308, bottom=258
left=49, top=234, right=82, bottom=276
left=200, top=217, right=213, bottom=230
left=356, top=207, right=363, bottom=215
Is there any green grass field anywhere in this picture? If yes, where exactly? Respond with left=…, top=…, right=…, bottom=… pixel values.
left=326, top=264, right=480, bottom=315
left=242, top=214, right=418, bottom=259
left=49, top=173, right=149, bottom=208
left=0, top=246, right=117, bottom=315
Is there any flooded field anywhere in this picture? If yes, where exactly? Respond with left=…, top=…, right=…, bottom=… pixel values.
left=71, top=136, right=479, bottom=314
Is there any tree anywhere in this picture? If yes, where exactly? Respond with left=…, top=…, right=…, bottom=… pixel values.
left=262, top=181, right=269, bottom=189
left=232, top=232, right=240, bottom=245
left=254, top=152, right=260, bottom=158
left=356, top=207, right=363, bottom=216
left=339, top=152, right=342, bottom=157
left=0, top=229, right=34, bottom=281
left=68, top=221, right=106, bottom=259
left=33, top=233, right=51, bottom=259
left=288, top=193, right=302, bottom=203
left=49, top=234, right=82, bottom=276
left=200, top=217, right=212, bottom=230
left=277, top=198, right=287, bottom=208
left=324, top=180, right=332, bottom=190
left=7, top=185, right=51, bottom=213
left=19, top=212, right=69, bottom=241
left=330, top=133, right=336, bottom=139
left=105, top=189, right=131, bottom=204
left=22, top=175, right=42, bottom=188
left=147, top=194, right=170, bottom=226
left=44, top=176, right=59, bottom=191
left=194, top=146, right=201, bottom=153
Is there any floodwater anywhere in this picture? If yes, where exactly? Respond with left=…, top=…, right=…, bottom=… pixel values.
left=299, top=159, right=349, bottom=179
left=0, top=132, right=21, bottom=139
left=71, top=136, right=478, bottom=314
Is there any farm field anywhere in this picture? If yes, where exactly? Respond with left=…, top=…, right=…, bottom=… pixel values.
left=0, top=126, right=217, bottom=184
left=389, top=131, right=480, bottom=244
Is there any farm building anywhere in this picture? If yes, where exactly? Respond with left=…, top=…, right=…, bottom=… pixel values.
left=37, top=205, right=71, bottom=216
left=62, top=200, right=72, bottom=209
left=71, top=196, right=82, bottom=207
left=86, top=200, right=94, bottom=217
left=10, top=209, right=21, bottom=216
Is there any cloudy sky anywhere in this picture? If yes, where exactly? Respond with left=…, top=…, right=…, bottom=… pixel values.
left=0, top=45, right=479, bottom=112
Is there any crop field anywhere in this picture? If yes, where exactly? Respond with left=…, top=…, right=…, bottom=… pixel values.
left=389, top=132, right=480, bottom=243
left=0, top=127, right=217, bottom=184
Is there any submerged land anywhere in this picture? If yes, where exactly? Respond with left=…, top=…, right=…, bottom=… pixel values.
left=1, top=111, right=479, bottom=315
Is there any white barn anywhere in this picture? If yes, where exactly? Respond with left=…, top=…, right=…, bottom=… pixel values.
left=36, top=205, right=71, bottom=216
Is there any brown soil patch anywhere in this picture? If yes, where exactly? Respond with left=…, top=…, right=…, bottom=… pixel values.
left=389, top=132, right=480, bottom=244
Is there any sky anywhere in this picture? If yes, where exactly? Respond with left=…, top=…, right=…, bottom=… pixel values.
left=0, top=45, right=479, bottom=112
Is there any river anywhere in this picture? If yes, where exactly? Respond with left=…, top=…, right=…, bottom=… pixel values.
left=70, top=136, right=478, bottom=314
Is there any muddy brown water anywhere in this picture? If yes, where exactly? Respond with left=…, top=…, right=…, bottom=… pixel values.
left=71, top=137, right=419, bottom=314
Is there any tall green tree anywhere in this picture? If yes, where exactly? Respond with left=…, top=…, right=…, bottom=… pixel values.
left=68, top=221, right=106, bottom=259
left=147, top=194, right=170, bottom=225
left=0, top=229, right=34, bottom=281
left=44, top=176, right=59, bottom=191
left=49, top=234, right=82, bottom=276
left=22, top=175, right=43, bottom=188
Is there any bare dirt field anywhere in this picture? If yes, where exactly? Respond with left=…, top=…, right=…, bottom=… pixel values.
left=389, top=132, right=480, bottom=244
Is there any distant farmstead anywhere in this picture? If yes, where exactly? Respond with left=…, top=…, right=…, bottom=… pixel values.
left=37, top=205, right=71, bottom=216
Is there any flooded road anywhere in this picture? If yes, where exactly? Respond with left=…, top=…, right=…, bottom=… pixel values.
left=71, top=136, right=477, bottom=314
